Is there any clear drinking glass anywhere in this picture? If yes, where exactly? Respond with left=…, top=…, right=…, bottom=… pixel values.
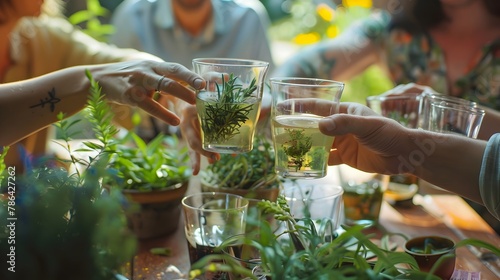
left=338, top=165, right=389, bottom=226
left=182, top=192, right=248, bottom=267
left=270, top=77, right=344, bottom=179
left=366, top=94, right=421, bottom=128
left=283, top=183, right=344, bottom=238
left=418, top=91, right=477, bottom=130
left=420, top=94, right=484, bottom=194
left=428, top=101, right=485, bottom=138
left=193, top=58, right=269, bottom=154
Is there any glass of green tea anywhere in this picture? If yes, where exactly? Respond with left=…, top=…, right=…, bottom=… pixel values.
left=193, top=58, right=269, bottom=154
left=270, top=77, right=344, bottom=179
left=182, top=192, right=248, bottom=270
left=338, top=165, right=389, bottom=226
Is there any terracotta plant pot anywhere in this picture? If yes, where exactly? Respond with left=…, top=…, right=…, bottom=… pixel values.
left=122, top=181, right=189, bottom=239
left=404, top=235, right=456, bottom=280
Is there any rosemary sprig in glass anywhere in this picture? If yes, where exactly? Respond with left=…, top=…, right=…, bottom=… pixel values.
left=283, top=128, right=312, bottom=171
left=201, top=74, right=257, bottom=143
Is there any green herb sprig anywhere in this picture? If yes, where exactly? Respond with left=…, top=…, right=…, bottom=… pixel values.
left=201, top=74, right=257, bottom=143
left=283, top=128, right=312, bottom=171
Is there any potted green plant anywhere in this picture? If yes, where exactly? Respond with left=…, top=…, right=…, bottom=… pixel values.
left=53, top=71, right=190, bottom=239
left=104, top=132, right=191, bottom=239
left=200, top=135, right=282, bottom=202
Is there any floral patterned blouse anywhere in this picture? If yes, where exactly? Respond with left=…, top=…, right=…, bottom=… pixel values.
left=365, top=11, right=500, bottom=110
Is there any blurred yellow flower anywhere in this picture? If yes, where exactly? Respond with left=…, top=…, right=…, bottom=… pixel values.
left=343, top=0, right=372, bottom=8
left=317, top=3, right=335, bottom=22
left=326, top=25, right=340, bottom=38
left=293, top=32, right=321, bottom=45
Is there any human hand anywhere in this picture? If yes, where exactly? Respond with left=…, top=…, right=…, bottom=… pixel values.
left=178, top=104, right=220, bottom=175
left=90, top=60, right=205, bottom=126
left=318, top=102, right=418, bottom=175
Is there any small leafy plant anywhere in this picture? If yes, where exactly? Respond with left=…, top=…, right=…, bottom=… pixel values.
left=105, top=132, right=191, bottom=191
left=200, top=136, right=280, bottom=190
left=200, top=74, right=257, bottom=143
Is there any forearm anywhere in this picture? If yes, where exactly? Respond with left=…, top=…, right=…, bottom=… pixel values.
left=477, top=106, right=500, bottom=141
left=412, top=129, right=486, bottom=203
left=0, top=66, right=91, bottom=146
left=271, top=29, right=379, bottom=80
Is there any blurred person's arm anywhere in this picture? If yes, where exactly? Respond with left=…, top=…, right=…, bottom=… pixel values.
left=271, top=12, right=388, bottom=81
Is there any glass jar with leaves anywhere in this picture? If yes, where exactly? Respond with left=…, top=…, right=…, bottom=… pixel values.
left=193, top=58, right=269, bottom=154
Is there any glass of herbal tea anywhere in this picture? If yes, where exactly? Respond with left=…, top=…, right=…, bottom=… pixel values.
left=270, top=77, right=344, bottom=179
left=193, top=58, right=269, bottom=154
left=181, top=192, right=248, bottom=276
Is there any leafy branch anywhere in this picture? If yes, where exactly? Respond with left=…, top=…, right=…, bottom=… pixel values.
left=283, top=128, right=312, bottom=171
left=201, top=74, right=257, bottom=143
left=53, top=70, right=118, bottom=183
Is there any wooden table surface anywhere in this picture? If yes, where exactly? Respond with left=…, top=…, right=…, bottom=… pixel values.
left=121, top=176, right=500, bottom=280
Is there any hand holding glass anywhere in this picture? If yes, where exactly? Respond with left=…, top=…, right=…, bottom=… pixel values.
left=270, top=78, right=344, bottom=179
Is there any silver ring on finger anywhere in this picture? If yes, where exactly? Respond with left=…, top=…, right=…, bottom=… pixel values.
left=155, top=75, right=166, bottom=92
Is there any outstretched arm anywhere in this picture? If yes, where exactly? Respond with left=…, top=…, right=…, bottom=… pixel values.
left=271, top=15, right=382, bottom=81
left=318, top=102, right=486, bottom=205
left=0, top=60, right=205, bottom=146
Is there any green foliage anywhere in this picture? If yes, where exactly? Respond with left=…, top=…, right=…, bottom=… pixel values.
left=53, top=70, right=118, bottom=181
left=201, top=136, right=280, bottom=190
left=68, top=0, right=115, bottom=42
left=0, top=71, right=136, bottom=279
left=105, top=132, right=191, bottom=191
left=190, top=196, right=500, bottom=279
left=201, top=74, right=257, bottom=143
left=0, top=146, right=8, bottom=185
left=0, top=165, right=136, bottom=280
left=55, top=70, right=190, bottom=192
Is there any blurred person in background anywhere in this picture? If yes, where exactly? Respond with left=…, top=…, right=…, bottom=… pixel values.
left=109, top=0, right=275, bottom=140
left=273, top=0, right=500, bottom=140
